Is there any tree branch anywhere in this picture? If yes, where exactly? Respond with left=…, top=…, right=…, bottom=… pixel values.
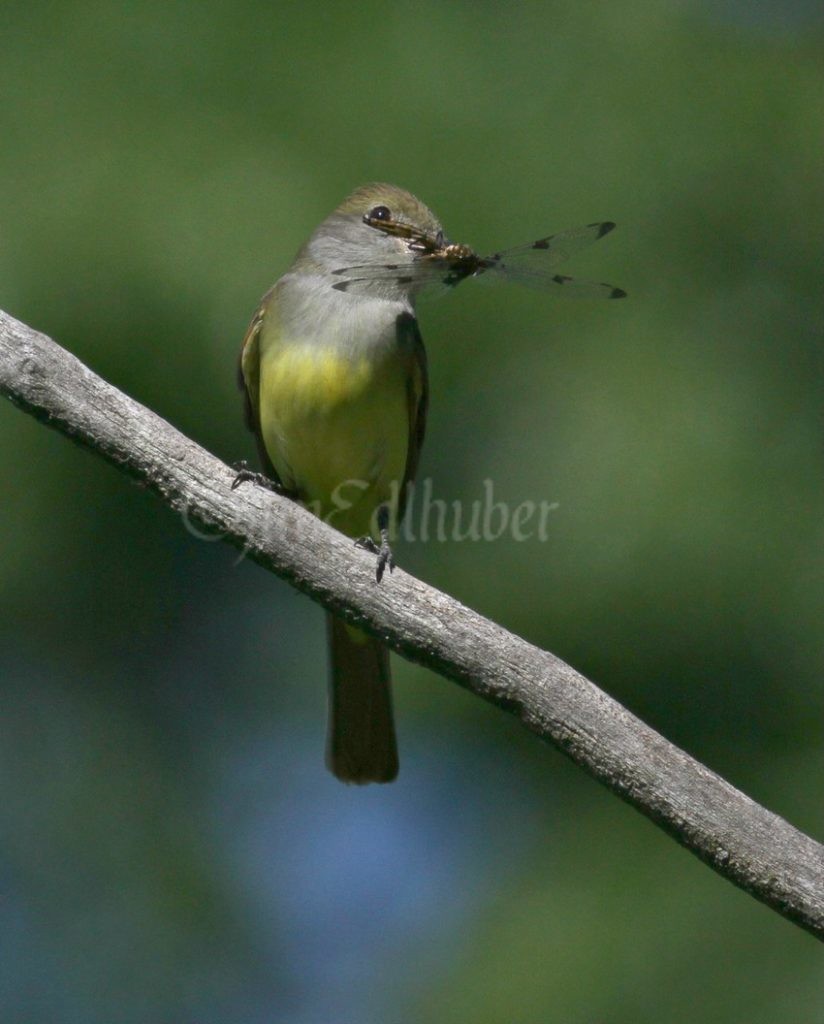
left=1, top=305, right=822, bottom=941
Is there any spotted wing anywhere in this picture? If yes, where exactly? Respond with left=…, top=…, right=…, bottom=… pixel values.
left=329, top=254, right=462, bottom=296
left=477, top=222, right=626, bottom=298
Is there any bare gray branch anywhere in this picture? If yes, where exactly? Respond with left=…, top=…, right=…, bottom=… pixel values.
left=1, top=306, right=822, bottom=940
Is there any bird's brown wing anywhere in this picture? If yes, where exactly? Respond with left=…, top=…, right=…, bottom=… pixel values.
left=237, top=293, right=281, bottom=482
left=396, top=312, right=429, bottom=524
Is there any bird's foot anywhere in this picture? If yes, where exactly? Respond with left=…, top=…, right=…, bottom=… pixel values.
left=355, top=533, right=395, bottom=584
left=230, top=460, right=283, bottom=494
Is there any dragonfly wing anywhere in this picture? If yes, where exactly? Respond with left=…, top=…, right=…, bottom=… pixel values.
left=329, top=256, right=462, bottom=296
left=477, top=222, right=625, bottom=297
left=485, top=270, right=627, bottom=299
left=486, top=221, right=616, bottom=269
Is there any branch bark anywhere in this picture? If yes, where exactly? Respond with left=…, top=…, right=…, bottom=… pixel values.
left=1, top=306, right=822, bottom=940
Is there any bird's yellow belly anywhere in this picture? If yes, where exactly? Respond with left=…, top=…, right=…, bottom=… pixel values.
left=259, top=344, right=409, bottom=537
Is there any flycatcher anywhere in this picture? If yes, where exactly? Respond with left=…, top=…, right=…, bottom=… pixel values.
left=236, top=183, right=624, bottom=785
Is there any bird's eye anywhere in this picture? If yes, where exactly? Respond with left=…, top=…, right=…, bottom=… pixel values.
left=366, top=205, right=392, bottom=222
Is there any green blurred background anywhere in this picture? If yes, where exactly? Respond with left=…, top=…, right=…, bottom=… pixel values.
left=1, top=1, right=823, bottom=1020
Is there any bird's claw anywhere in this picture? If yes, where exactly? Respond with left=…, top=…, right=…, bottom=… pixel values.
left=355, top=535, right=395, bottom=583
left=231, top=460, right=280, bottom=493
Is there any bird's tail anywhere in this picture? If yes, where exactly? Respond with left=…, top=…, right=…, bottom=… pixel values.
left=325, top=613, right=398, bottom=784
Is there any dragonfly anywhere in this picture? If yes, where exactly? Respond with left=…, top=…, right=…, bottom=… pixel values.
left=331, top=210, right=627, bottom=299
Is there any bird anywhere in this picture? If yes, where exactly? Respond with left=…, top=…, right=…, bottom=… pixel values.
left=236, top=182, right=624, bottom=784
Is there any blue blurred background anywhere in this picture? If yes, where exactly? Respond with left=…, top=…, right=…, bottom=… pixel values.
left=1, top=2, right=823, bottom=1021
